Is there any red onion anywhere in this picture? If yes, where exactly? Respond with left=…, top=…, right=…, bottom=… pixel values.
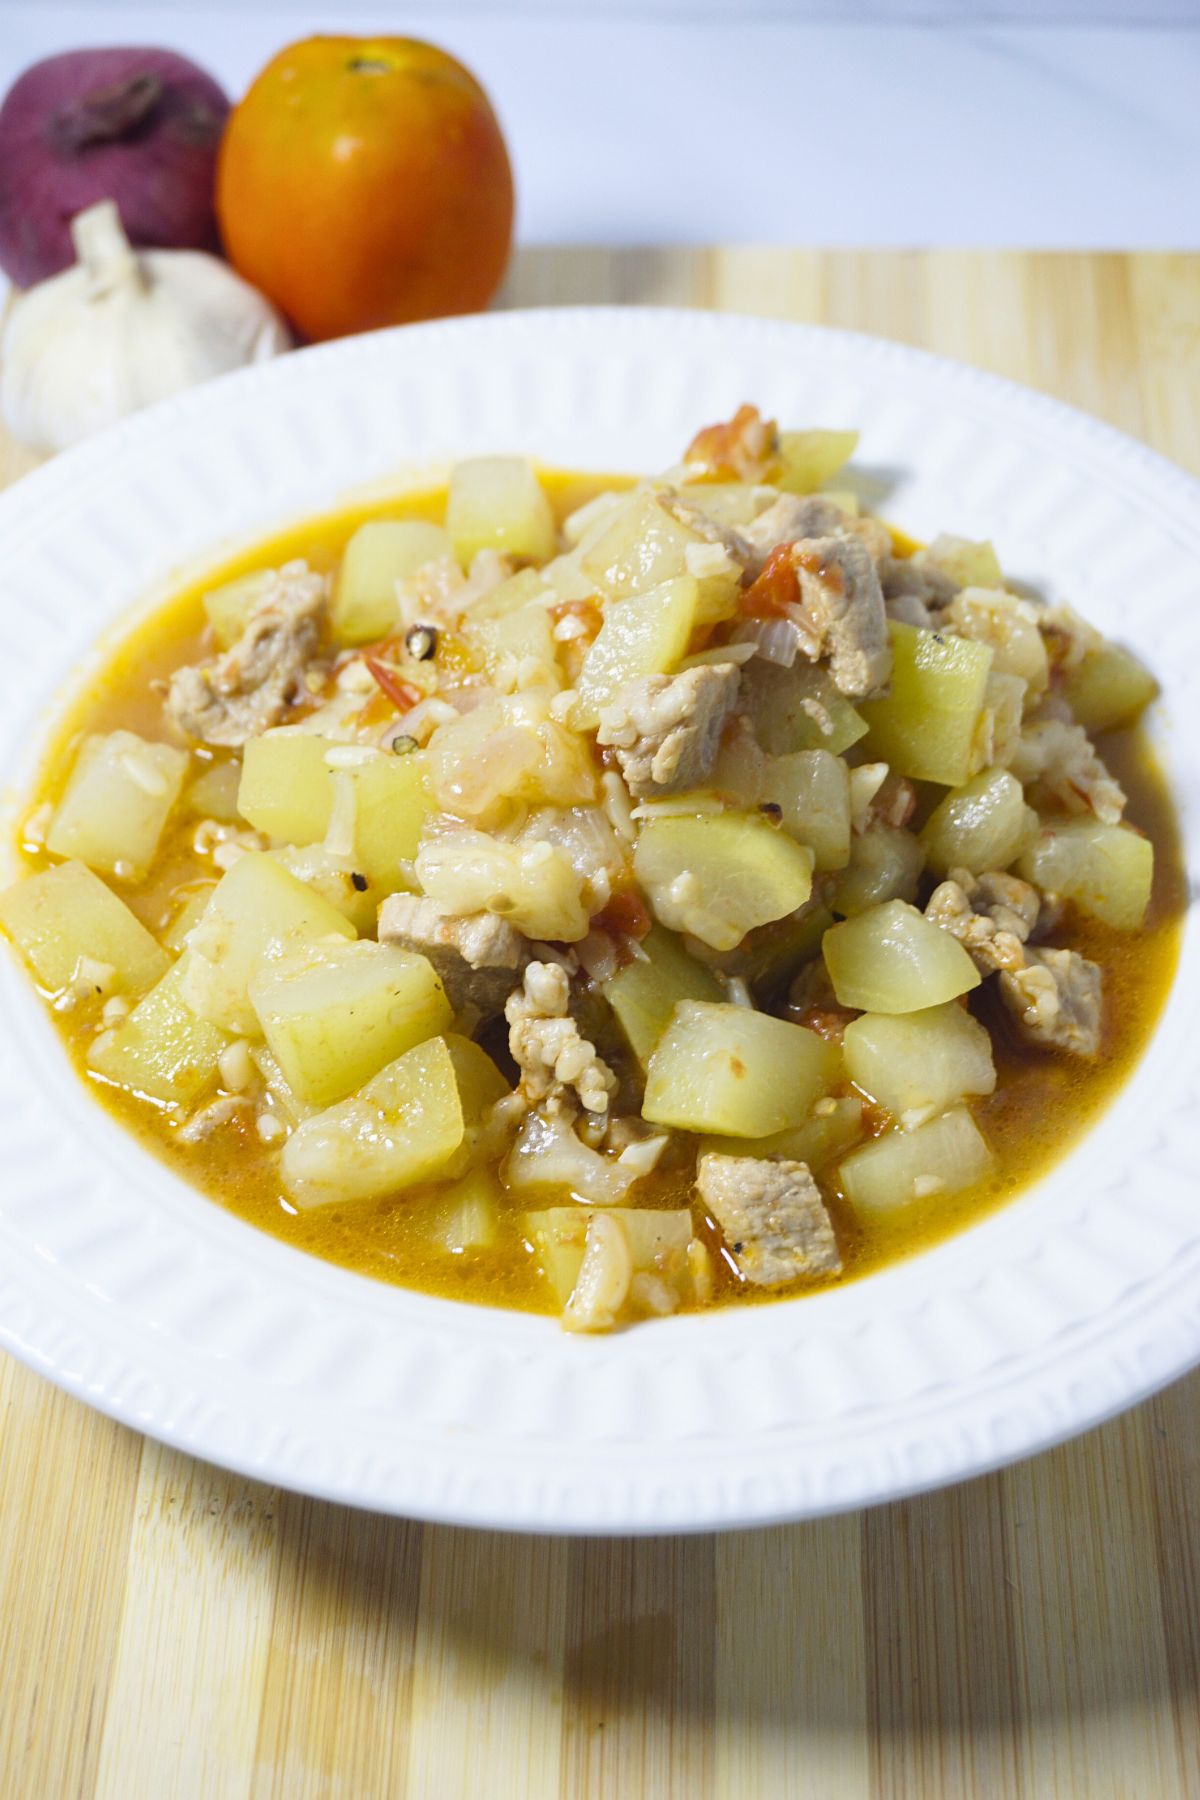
left=0, top=47, right=229, bottom=287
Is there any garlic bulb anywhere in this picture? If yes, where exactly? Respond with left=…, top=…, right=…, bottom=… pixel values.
left=0, top=199, right=291, bottom=451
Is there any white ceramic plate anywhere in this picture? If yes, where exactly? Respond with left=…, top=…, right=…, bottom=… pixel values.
left=0, top=308, right=1197, bottom=1534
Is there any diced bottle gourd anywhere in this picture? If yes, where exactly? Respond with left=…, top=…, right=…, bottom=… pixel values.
left=185, top=759, right=242, bottom=823
left=763, top=748, right=852, bottom=871
left=269, top=845, right=377, bottom=935
left=524, top=1206, right=693, bottom=1308
left=859, top=621, right=994, bottom=787
left=573, top=576, right=699, bottom=729
left=601, top=923, right=724, bottom=1064
left=1018, top=817, right=1153, bottom=929
left=161, top=884, right=217, bottom=955
left=237, top=729, right=335, bottom=844
left=1064, top=643, right=1158, bottom=733
left=580, top=491, right=697, bottom=600
left=324, top=747, right=435, bottom=887
left=829, top=824, right=924, bottom=917
left=919, top=767, right=1031, bottom=877
left=742, top=660, right=868, bottom=757
left=465, top=601, right=560, bottom=686
left=0, top=859, right=169, bottom=997
left=248, top=940, right=452, bottom=1109
left=823, top=899, right=981, bottom=1013
left=426, top=1167, right=501, bottom=1253
left=333, top=519, right=455, bottom=644
left=446, top=457, right=557, bottom=565
left=180, top=851, right=356, bottom=1035
left=775, top=428, right=859, bottom=494
left=203, top=570, right=274, bottom=649
left=634, top=812, right=814, bottom=952
left=643, top=999, right=838, bottom=1136
left=87, top=960, right=230, bottom=1105
left=923, top=535, right=1004, bottom=590
left=839, top=1106, right=993, bottom=1215
left=281, top=1035, right=466, bottom=1209
left=46, top=729, right=188, bottom=880
left=702, top=1094, right=865, bottom=1168
left=842, top=1002, right=996, bottom=1120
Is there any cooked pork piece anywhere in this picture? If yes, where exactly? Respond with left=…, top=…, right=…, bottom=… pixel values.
left=596, top=663, right=740, bottom=798
left=740, top=495, right=848, bottom=571
left=925, top=870, right=1040, bottom=976
left=378, top=892, right=528, bottom=1015
left=166, top=564, right=326, bottom=747
left=505, top=961, right=617, bottom=1115
left=998, top=945, right=1103, bottom=1057
left=696, top=1152, right=842, bottom=1285
left=787, top=534, right=891, bottom=698
left=1011, top=719, right=1126, bottom=824
left=878, top=553, right=960, bottom=612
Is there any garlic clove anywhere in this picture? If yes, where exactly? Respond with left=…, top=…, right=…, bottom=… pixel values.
left=0, top=199, right=291, bottom=453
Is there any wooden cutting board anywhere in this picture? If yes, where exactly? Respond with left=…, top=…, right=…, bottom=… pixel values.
left=1, top=250, right=1197, bottom=1800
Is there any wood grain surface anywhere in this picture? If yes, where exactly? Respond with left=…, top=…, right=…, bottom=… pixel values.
left=1, top=249, right=1198, bottom=1800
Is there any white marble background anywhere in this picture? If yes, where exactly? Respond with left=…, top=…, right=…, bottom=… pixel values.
left=0, top=3, right=1197, bottom=247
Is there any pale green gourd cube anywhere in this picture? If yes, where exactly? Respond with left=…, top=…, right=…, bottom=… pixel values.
left=0, top=859, right=169, bottom=997
left=842, top=1003, right=996, bottom=1119
left=823, top=899, right=981, bottom=1013
left=859, top=622, right=994, bottom=787
left=702, top=1095, right=865, bottom=1168
left=634, top=812, right=814, bottom=952
left=185, top=759, right=242, bottom=823
left=280, top=1035, right=465, bottom=1209
left=249, top=940, right=452, bottom=1109
left=324, top=748, right=436, bottom=887
left=741, top=660, right=868, bottom=757
left=465, top=602, right=560, bottom=686
left=464, top=565, right=553, bottom=621
left=269, top=845, right=377, bottom=935
left=180, top=851, right=356, bottom=1035
left=1064, top=643, right=1158, bottom=733
left=1018, top=817, right=1153, bottom=929
left=87, top=960, right=230, bottom=1105
left=161, top=885, right=217, bottom=955
left=763, top=749, right=852, bottom=870
left=829, top=825, right=924, bottom=917
left=601, top=923, right=724, bottom=1065
left=238, top=729, right=335, bottom=843
left=446, top=457, right=557, bottom=564
left=580, top=490, right=697, bottom=600
left=919, top=767, right=1031, bottom=877
left=444, top=1033, right=511, bottom=1122
left=203, top=570, right=274, bottom=648
left=426, top=1167, right=500, bottom=1253
left=839, top=1106, right=993, bottom=1216
left=573, top=576, right=699, bottom=728
left=561, top=488, right=627, bottom=549
left=775, top=428, right=859, bottom=494
left=675, top=482, right=771, bottom=527
left=923, top=534, right=1004, bottom=590
left=643, top=1000, right=839, bottom=1136
left=524, top=1207, right=693, bottom=1308
left=47, top=729, right=189, bottom=880
left=333, top=519, right=455, bottom=644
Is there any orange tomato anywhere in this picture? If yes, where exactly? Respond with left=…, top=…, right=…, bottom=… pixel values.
left=216, top=37, right=514, bottom=342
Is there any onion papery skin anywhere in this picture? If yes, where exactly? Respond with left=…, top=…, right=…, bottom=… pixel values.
left=0, top=46, right=230, bottom=287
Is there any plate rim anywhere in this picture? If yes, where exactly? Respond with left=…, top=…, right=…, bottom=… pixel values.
left=0, top=304, right=1197, bottom=1534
